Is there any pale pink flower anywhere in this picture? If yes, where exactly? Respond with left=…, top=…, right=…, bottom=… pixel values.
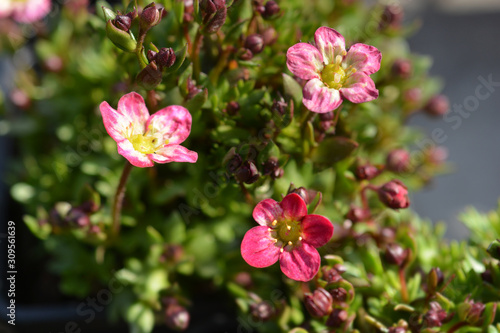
left=100, top=92, right=198, bottom=168
left=286, top=27, right=381, bottom=113
left=0, top=0, right=51, bottom=24
left=241, top=193, right=334, bottom=282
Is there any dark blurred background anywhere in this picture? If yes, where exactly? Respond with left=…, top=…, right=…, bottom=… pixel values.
left=405, top=0, right=500, bottom=239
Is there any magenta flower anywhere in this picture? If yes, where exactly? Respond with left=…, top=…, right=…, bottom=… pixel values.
left=100, top=92, right=198, bottom=168
left=0, top=0, right=51, bottom=23
left=286, top=27, right=381, bottom=113
left=241, top=193, right=334, bottom=281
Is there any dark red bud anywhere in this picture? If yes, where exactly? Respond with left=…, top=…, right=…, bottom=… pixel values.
left=244, top=34, right=264, bottom=55
left=380, top=4, right=404, bottom=30
left=261, top=27, right=278, bottom=45
left=250, top=301, right=274, bottom=321
left=227, top=154, right=243, bottom=173
left=404, top=88, right=422, bottom=105
left=424, top=302, right=448, bottom=327
left=329, top=287, right=348, bottom=303
left=114, top=14, right=132, bottom=31
left=235, top=161, right=259, bottom=184
left=66, top=208, right=90, bottom=228
left=200, top=0, right=227, bottom=33
left=234, top=272, right=253, bottom=289
left=392, top=59, right=412, bottom=79
left=377, top=180, right=410, bottom=209
left=239, top=48, right=254, bottom=60
left=388, top=327, right=407, bottom=333
left=271, top=99, right=288, bottom=116
left=147, top=50, right=157, bottom=62
left=157, top=47, right=176, bottom=68
left=346, top=206, right=371, bottom=223
left=261, top=0, right=280, bottom=19
left=271, top=167, right=284, bottom=179
left=165, top=304, right=189, bottom=331
left=386, top=149, right=411, bottom=173
left=304, top=288, right=333, bottom=318
left=481, top=270, right=493, bottom=284
left=355, top=164, right=383, bottom=180
left=136, top=61, right=162, bottom=90
left=424, top=95, right=450, bottom=116
left=225, top=101, right=240, bottom=115
left=161, top=244, right=183, bottom=263
left=319, top=111, right=334, bottom=121
left=262, top=157, right=279, bottom=176
left=385, top=243, right=409, bottom=267
left=326, top=309, right=348, bottom=328
left=140, top=3, right=163, bottom=31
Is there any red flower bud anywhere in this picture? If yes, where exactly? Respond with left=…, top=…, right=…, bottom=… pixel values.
left=346, top=205, right=371, bottom=223
left=355, top=163, right=383, bottom=180
left=424, top=94, right=449, bottom=116
left=326, top=309, right=348, bottom=328
left=250, top=301, right=274, bottom=321
left=261, top=1, right=280, bottom=19
left=156, top=47, right=176, bottom=69
left=304, top=288, right=333, bottom=318
left=377, top=180, right=410, bottom=209
left=424, top=302, right=448, bottom=327
left=386, top=149, right=411, bottom=173
left=136, top=61, right=162, bottom=90
left=385, top=243, right=409, bottom=267
left=165, top=303, right=190, bottom=331
left=235, top=161, right=259, bottom=184
left=200, top=0, right=227, bottom=33
left=392, top=59, right=412, bottom=79
left=225, top=101, right=240, bottom=115
left=244, top=34, right=264, bottom=55
left=139, top=2, right=164, bottom=31
left=114, top=14, right=132, bottom=31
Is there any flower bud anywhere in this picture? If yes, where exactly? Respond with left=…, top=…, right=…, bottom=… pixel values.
left=481, top=270, right=493, bottom=284
left=355, top=163, right=383, bottom=180
left=10, top=89, right=31, bottom=109
left=114, top=14, right=132, bottom=31
left=385, top=243, right=409, bottom=267
left=271, top=167, right=284, bottom=179
left=326, top=309, right=348, bottom=328
left=288, top=186, right=319, bottom=205
left=136, top=61, right=162, bottom=90
left=105, top=19, right=137, bottom=52
left=424, top=94, right=449, bottom=116
left=427, top=267, right=444, bottom=293
left=346, top=205, right=370, bottom=223
left=329, top=287, right=348, bottom=303
left=321, top=267, right=342, bottom=283
left=244, top=34, right=264, bottom=55
left=392, top=59, right=412, bottom=79
left=161, top=244, right=184, bottom=263
left=261, top=27, right=278, bottom=45
left=156, top=47, right=176, bottom=69
left=140, top=2, right=164, bottom=32
left=386, top=149, right=411, bottom=173
left=262, top=157, right=279, bottom=176
left=235, top=161, right=259, bottom=184
left=261, top=1, right=280, bottom=19
left=200, top=0, right=227, bottom=34
left=403, top=88, right=422, bottom=106
left=165, top=304, right=190, bottom=331
left=226, top=154, right=243, bottom=173
left=66, top=207, right=91, bottom=228
left=147, top=50, right=157, bottom=62
left=388, top=328, right=406, bottom=333
left=239, top=48, right=254, bottom=60
left=379, top=4, right=404, bottom=30
left=423, top=302, right=448, bottom=327
left=234, top=272, right=253, bottom=289
left=304, top=288, right=333, bottom=318
left=319, top=111, right=334, bottom=121
left=487, top=239, right=500, bottom=260
left=271, top=99, right=288, bottom=116
left=250, top=301, right=274, bottom=321
left=225, top=101, right=240, bottom=115
left=458, top=299, right=485, bottom=325
left=377, top=180, right=410, bottom=209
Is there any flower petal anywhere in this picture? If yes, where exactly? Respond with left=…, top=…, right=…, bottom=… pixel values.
left=280, top=193, right=307, bottom=221
left=100, top=101, right=129, bottom=143
left=301, top=214, right=334, bottom=248
left=241, top=226, right=280, bottom=268
left=117, top=92, right=150, bottom=128
left=303, top=78, right=343, bottom=113
left=341, top=73, right=379, bottom=103
left=314, top=27, right=346, bottom=65
left=11, top=0, right=51, bottom=23
left=151, top=145, right=198, bottom=164
left=279, top=242, right=321, bottom=281
left=286, top=43, right=323, bottom=80
left=117, top=140, right=154, bottom=167
left=146, top=105, right=192, bottom=145
left=253, top=198, right=284, bottom=226
left=344, top=43, right=381, bottom=75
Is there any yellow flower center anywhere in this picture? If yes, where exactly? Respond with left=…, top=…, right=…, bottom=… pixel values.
left=269, top=219, right=303, bottom=252
left=128, top=125, right=168, bottom=155
left=320, top=53, right=356, bottom=90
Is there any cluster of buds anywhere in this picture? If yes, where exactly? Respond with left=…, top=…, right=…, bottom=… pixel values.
left=423, top=302, right=449, bottom=328
left=137, top=46, right=177, bottom=89
left=255, top=1, right=281, bottom=19
left=103, top=6, right=138, bottom=52
left=163, top=298, right=190, bottom=331
left=199, top=0, right=227, bottom=34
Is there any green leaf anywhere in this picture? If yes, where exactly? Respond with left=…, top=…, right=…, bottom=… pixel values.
left=185, top=88, right=208, bottom=113
left=127, top=303, right=155, bottom=333
left=311, top=137, right=359, bottom=165
left=146, top=226, right=163, bottom=243
left=282, top=73, right=303, bottom=107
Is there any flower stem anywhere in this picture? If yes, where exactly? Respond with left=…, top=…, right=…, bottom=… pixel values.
left=192, top=30, right=203, bottom=82
left=399, top=267, right=409, bottom=304
left=112, top=162, right=133, bottom=237
left=136, top=28, right=149, bottom=69
left=209, top=46, right=233, bottom=84
left=447, top=321, right=467, bottom=333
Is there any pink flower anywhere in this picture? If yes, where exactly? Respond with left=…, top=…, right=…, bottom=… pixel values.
left=286, top=27, right=381, bottom=113
left=100, top=92, right=198, bottom=167
left=241, top=193, right=334, bottom=281
left=0, top=0, right=51, bottom=23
